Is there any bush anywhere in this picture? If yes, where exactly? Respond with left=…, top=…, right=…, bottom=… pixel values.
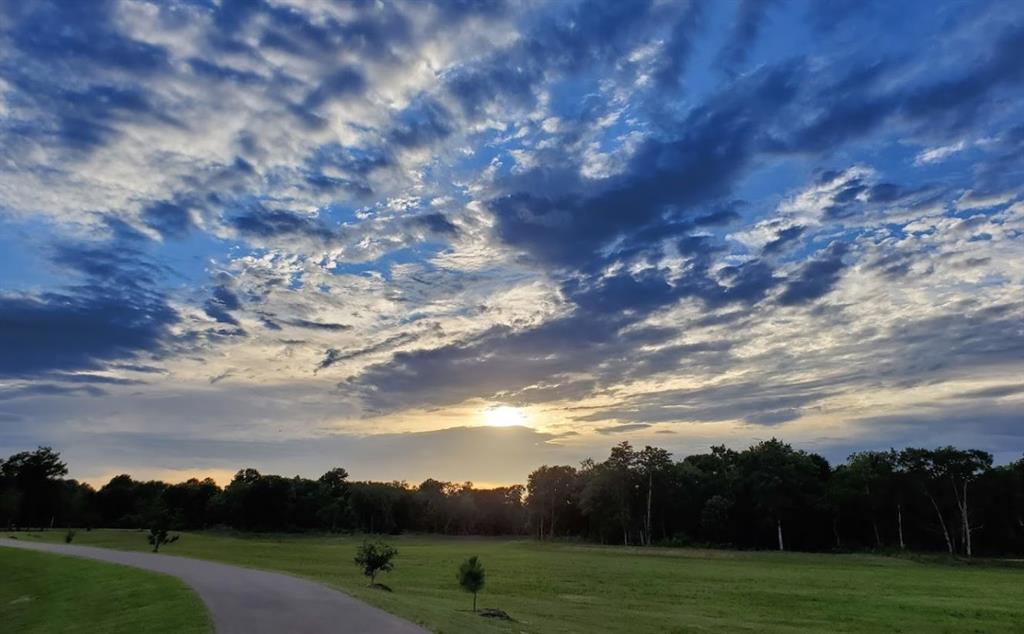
left=64, top=529, right=76, bottom=543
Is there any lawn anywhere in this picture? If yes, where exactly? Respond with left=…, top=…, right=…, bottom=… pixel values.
left=10, top=529, right=1024, bottom=633
left=0, top=544, right=211, bottom=634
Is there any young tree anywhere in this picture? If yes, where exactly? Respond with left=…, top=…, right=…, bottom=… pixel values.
left=354, top=540, right=397, bottom=585
left=147, top=526, right=179, bottom=552
left=457, top=556, right=486, bottom=612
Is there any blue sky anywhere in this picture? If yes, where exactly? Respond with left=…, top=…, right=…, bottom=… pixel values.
left=1, top=0, right=1022, bottom=485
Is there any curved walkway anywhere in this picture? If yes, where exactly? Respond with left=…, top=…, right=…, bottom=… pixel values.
left=0, top=538, right=428, bottom=634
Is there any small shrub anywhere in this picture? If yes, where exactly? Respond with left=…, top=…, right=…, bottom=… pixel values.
left=354, top=540, right=397, bottom=586
left=457, top=555, right=486, bottom=612
left=64, top=529, right=76, bottom=544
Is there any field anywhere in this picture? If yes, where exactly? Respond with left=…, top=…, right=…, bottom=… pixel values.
left=9, top=529, right=1024, bottom=633
left=0, top=545, right=211, bottom=634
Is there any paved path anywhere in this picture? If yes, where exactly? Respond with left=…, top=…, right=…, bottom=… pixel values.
left=0, top=538, right=428, bottom=634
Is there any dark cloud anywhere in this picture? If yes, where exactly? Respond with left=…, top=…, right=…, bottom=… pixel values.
left=406, top=213, right=458, bottom=236
left=142, top=201, right=194, bottom=239
left=0, top=384, right=107, bottom=401
left=388, top=97, right=454, bottom=149
left=576, top=378, right=834, bottom=427
left=204, top=285, right=243, bottom=327
left=286, top=320, right=350, bottom=332
left=229, top=206, right=335, bottom=244
left=488, top=62, right=802, bottom=269
left=316, top=332, right=424, bottom=372
left=955, top=384, right=1024, bottom=399
left=716, top=0, right=778, bottom=76
left=597, top=423, right=653, bottom=434
left=0, top=240, right=178, bottom=378
left=5, top=0, right=170, bottom=74
left=762, top=225, right=806, bottom=254
left=778, top=22, right=1024, bottom=153
left=777, top=243, right=849, bottom=305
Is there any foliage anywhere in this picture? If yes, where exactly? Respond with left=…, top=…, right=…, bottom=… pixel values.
left=2, top=443, right=1023, bottom=556
left=456, top=555, right=486, bottom=612
left=147, top=526, right=179, bottom=553
left=354, top=540, right=397, bottom=585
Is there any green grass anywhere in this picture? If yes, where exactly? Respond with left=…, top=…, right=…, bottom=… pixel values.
left=0, top=545, right=211, bottom=634
left=11, top=529, right=1024, bottom=634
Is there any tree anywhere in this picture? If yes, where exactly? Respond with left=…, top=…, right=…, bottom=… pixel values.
left=699, top=495, right=732, bottom=543
left=1, top=447, right=68, bottom=528
left=580, top=442, right=638, bottom=545
left=637, top=446, right=672, bottom=546
left=931, top=447, right=992, bottom=557
left=457, top=556, right=486, bottom=612
left=842, top=451, right=902, bottom=549
left=317, top=468, right=351, bottom=532
left=147, top=526, right=179, bottom=552
left=526, top=465, right=579, bottom=539
left=900, top=448, right=961, bottom=554
left=354, top=540, right=397, bottom=585
left=740, top=439, right=827, bottom=551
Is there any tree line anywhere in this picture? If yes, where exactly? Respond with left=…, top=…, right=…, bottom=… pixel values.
left=2, top=440, right=1022, bottom=555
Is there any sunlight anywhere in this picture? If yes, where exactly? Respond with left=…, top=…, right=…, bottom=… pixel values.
left=482, top=405, right=527, bottom=427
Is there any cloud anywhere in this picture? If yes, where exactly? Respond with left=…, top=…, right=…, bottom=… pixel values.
left=598, top=423, right=653, bottom=435
left=777, top=242, right=849, bottom=305
left=716, top=0, right=777, bottom=76
left=0, top=240, right=179, bottom=378
left=1, top=0, right=1023, bottom=482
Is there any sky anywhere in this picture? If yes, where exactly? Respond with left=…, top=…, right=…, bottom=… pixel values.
left=1, top=0, right=1023, bottom=487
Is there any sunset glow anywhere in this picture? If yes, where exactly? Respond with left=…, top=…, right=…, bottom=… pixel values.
left=482, top=406, right=528, bottom=428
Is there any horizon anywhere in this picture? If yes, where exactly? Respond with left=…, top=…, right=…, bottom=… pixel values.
left=2, top=0, right=1024, bottom=487
left=42, top=431, right=1024, bottom=491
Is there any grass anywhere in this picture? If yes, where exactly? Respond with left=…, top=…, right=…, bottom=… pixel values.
left=11, top=529, right=1024, bottom=633
left=0, top=544, right=211, bottom=634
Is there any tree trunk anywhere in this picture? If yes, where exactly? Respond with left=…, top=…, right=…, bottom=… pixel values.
left=872, top=519, right=882, bottom=549
left=950, top=479, right=973, bottom=557
left=645, top=471, right=653, bottom=546
left=926, top=493, right=953, bottom=554
left=961, top=482, right=972, bottom=558
left=897, top=503, right=906, bottom=550
left=473, top=591, right=477, bottom=613
left=777, top=518, right=785, bottom=551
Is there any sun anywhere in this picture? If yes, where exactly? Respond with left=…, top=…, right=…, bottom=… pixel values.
left=482, top=405, right=527, bottom=427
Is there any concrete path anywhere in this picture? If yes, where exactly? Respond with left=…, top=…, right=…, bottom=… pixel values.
left=0, top=538, right=428, bottom=634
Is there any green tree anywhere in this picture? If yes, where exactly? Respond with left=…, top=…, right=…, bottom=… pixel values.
left=354, top=540, right=397, bottom=585
left=0, top=447, right=68, bottom=528
left=637, top=446, right=672, bottom=546
left=457, top=556, right=486, bottom=612
left=526, top=465, right=579, bottom=539
left=740, top=439, right=827, bottom=551
left=147, top=526, right=179, bottom=552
